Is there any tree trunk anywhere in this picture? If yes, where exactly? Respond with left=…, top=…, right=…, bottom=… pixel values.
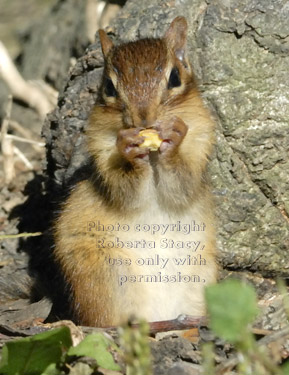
left=43, top=0, right=289, bottom=277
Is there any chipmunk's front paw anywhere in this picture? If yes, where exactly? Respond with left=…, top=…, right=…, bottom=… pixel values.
left=157, top=116, right=188, bottom=159
left=116, top=128, right=149, bottom=166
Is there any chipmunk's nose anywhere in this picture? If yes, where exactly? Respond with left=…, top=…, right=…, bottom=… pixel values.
left=124, top=103, right=157, bottom=128
left=138, top=109, right=156, bottom=128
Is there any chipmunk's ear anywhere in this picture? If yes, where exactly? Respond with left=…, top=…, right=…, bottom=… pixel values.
left=99, top=29, right=114, bottom=57
left=165, top=16, right=188, bottom=63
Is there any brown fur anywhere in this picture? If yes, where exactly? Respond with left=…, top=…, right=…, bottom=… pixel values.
left=54, top=17, right=217, bottom=327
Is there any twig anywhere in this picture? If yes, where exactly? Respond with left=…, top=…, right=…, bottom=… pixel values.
left=6, top=134, right=45, bottom=147
left=9, top=120, right=45, bottom=152
left=99, top=3, right=121, bottom=30
left=13, top=146, right=34, bottom=170
left=9, top=120, right=38, bottom=139
left=0, top=232, right=42, bottom=240
left=85, top=0, right=121, bottom=42
left=1, top=96, right=45, bottom=180
left=0, top=41, right=57, bottom=119
left=86, top=0, right=104, bottom=43
left=257, top=325, right=289, bottom=348
left=145, top=314, right=207, bottom=334
left=1, top=96, right=15, bottom=184
left=81, top=314, right=207, bottom=335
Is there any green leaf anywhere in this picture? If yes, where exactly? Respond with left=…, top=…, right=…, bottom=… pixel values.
left=0, top=327, right=72, bottom=375
left=67, top=333, right=120, bottom=371
left=68, top=363, right=93, bottom=375
left=41, top=363, right=61, bottom=375
left=282, top=360, right=289, bottom=375
left=205, top=279, right=259, bottom=343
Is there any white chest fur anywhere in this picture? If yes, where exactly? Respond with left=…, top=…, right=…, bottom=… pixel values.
left=92, top=205, right=214, bottom=321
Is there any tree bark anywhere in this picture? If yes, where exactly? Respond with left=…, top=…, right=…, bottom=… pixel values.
left=43, top=0, right=289, bottom=277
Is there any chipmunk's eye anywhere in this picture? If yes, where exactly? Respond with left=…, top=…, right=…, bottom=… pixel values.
left=168, top=67, right=181, bottom=89
left=104, top=77, right=117, bottom=97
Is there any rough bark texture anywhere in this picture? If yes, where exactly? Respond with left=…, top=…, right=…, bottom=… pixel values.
left=43, top=0, right=289, bottom=277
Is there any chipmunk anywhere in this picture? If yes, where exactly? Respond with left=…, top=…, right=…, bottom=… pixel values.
left=54, top=16, right=217, bottom=327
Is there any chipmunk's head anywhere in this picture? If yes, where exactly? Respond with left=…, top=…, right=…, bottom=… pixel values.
left=98, top=17, right=195, bottom=128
